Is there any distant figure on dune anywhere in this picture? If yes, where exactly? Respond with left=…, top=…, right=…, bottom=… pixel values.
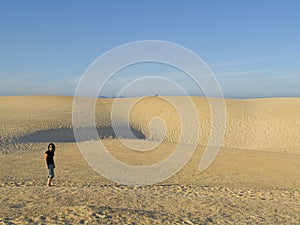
left=45, top=143, right=55, bottom=187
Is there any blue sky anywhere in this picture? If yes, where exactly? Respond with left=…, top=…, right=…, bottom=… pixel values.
left=0, top=0, right=299, bottom=98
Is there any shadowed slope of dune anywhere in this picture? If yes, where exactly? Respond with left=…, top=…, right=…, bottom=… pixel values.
left=18, top=127, right=145, bottom=143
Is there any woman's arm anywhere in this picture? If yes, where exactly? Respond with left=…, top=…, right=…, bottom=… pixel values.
left=44, top=153, right=48, bottom=168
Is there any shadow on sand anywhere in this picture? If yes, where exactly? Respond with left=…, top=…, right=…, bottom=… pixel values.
left=18, top=127, right=145, bottom=143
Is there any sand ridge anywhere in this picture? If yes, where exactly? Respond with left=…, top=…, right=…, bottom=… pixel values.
left=1, top=95, right=300, bottom=153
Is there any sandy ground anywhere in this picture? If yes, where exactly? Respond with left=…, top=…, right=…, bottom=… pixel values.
left=0, top=96, right=299, bottom=224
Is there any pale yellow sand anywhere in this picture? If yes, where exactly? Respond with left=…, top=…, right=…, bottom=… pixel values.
left=0, top=96, right=299, bottom=224
left=1, top=95, right=300, bottom=152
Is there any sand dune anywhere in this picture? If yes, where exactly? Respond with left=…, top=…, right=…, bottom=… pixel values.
left=1, top=95, right=300, bottom=153
left=0, top=96, right=299, bottom=224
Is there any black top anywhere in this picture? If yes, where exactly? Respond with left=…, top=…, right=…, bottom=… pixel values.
left=45, top=150, right=55, bottom=165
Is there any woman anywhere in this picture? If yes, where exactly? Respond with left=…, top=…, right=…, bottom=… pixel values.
left=45, top=143, right=56, bottom=186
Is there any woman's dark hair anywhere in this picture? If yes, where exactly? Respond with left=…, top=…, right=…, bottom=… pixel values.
left=48, top=143, right=55, bottom=151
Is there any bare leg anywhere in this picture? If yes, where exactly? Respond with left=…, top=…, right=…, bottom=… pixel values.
left=47, top=177, right=52, bottom=186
